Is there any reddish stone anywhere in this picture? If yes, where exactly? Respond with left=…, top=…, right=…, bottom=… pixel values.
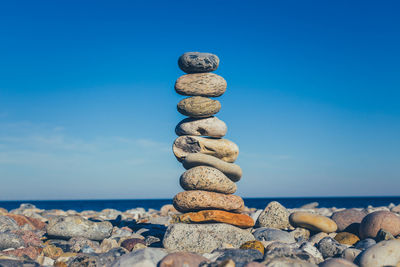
left=1, top=246, right=41, bottom=260
left=359, top=211, right=400, bottom=239
left=13, top=230, right=43, bottom=247
left=159, top=252, right=209, bottom=267
left=6, top=214, right=46, bottom=230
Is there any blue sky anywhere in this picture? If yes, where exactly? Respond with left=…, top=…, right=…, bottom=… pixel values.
left=0, top=0, right=399, bottom=200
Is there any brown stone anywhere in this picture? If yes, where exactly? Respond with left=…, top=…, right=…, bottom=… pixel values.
left=1, top=246, right=41, bottom=260
left=334, top=232, right=360, bottom=245
left=173, top=191, right=244, bottom=213
left=159, top=252, right=209, bottom=267
left=240, top=240, right=265, bottom=255
left=6, top=214, right=46, bottom=230
left=359, top=211, right=400, bottom=239
left=177, top=96, right=221, bottom=118
left=175, top=73, right=227, bottom=97
left=289, top=212, right=337, bottom=233
left=331, top=209, right=368, bottom=233
left=120, top=238, right=146, bottom=251
left=43, top=244, right=64, bottom=259
left=174, top=210, right=254, bottom=228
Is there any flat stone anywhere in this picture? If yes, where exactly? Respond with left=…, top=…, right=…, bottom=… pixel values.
left=110, top=248, right=167, bottom=267
left=262, top=247, right=320, bottom=266
left=253, top=228, right=296, bottom=243
left=175, top=73, right=227, bottom=97
left=173, top=210, right=254, bottom=228
left=319, top=258, right=357, bottom=267
left=173, top=136, right=239, bottom=163
left=240, top=240, right=265, bottom=255
left=317, top=237, right=347, bottom=259
left=182, top=153, right=242, bottom=182
left=359, top=210, right=400, bottom=239
left=177, top=96, right=221, bottom=118
left=175, top=116, right=227, bottom=138
left=331, top=209, right=368, bottom=233
left=162, top=223, right=255, bottom=253
left=0, top=215, right=20, bottom=232
left=173, top=190, right=244, bottom=213
left=334, top=232, right=360, bottom=245
left=180, top=166, right=236, bottom=194
left=213, top=249, right=263, bottom=267
left=358, top=240, right=400, bottom=267
left=46, top=215, right=113, bottom=241
left=159, top=252, right=209, bottom=267
left=178, top=52, right=219, bottom=73
left=256, top=201, right=290, bottom=229
left=0, top=232, right=25, bottom=250
left=289, top=212, right=337, bottom=233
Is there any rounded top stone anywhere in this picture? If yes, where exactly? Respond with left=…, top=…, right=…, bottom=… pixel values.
left=178, top=52, right=220, bottom=73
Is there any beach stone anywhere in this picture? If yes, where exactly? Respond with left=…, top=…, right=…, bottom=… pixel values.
left=175, top=73, right=227, bottom=97
left=159, top=252, right=208, bottom=267
left=1, top=246, right=41, bottom=261
left=121, top=238, right=146, bottom=251
left=173, top=190, right=244, bottom=213
left=43, top=244, right=64, bottom=259
left=110, top=248, right=167, bottom=267
left=0, top=215, right=20, bottom=232
left=256, top=201, right=290, bottom=230
left=180, top=166, right=237, bottom=194
left=354, top=238, right=376, bottom=250
left=299, top=242, right=324, bottom=263
left=162, top=223, right=254, bottom=253
left=0, top=259, right=40, bottom=267
left=0, top=232, right=25, bottom=250
left=391, top=204, right=400, bottom=213
left=173, top=136, right=239, bottom=163
left=173, top=210, right=254, bottom=228
left=253, top=228, right=296, bottom=243
left=175, top=116, right=227, bottom=138
left=68, top=236, right=100, bottom=252
left=263, top=247, right=320, bottom=266
left=244, top=263, right=265, bottom=267
left=358, top=240, right=400, bottom=267
left=213, top=249, right=264, bottom=267
left=178, top=52, right=219, bottom=73
left=177, top=96, right=221, bottom=118
left=331, top=209, right=368, bottom=233
left=183, top=153, right=242, bottom=182
left=341, top=248, right=362, bottom=262
left=334, top=232, right=360, bottom=245
left=290, top=227, right=310, bottom=241
left=240, top=240, right=265, bottom=255
left=5, top=214, right=46, bottom=230
left=317, top=237, right=346, bottom=258
left=46, top=215, right=113, bottom=241
left=319, top=258, right=357, bottom=267
left=376, top=228, right=395, bottom=241
left=359, top=210, right=400, bottom=239
left=289, top=212, right=337, bottom=233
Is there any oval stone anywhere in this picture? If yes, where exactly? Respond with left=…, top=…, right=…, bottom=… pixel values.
left=173, top=136, right=239, bottom=163
left=173, top=190, right=244, bottom=213
left=331, top=208, right=368, bottom=233
left=289, top=212, right=338, bottom=233
left=159, top=252, right=209, bottom=267
left=177, top=96, right=221, bottom=118
left=182, top=153, right=242, bottom=182
left=359, top=211, right=400, bottom=239
left=319, top=258, right=357, bottom=267
left=333, top=232, right=359, bottom=245
left=358, top=240, right=400, bottom=267
left=175, top=116, right=227, bottom=138
left=178, top=52, right=219, bottom=73
left=175, top=73, right=227, bottom=97
left=180, top=166, right=237, bottom=194
left=173, top=210, right=254, bottom=228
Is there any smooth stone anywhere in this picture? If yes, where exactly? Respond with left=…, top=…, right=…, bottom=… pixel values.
left=159, top=252, right=208, bottom=267
left=173, top=190, right=244, bottom=213
left=240, top=240, right=265, bottom=255
left=110, top=248, right=167, bottom=267
left=0, top=216, right=20, bottom=232
left=253, top=228, right=296, bottom=244
left=319, top=258, right=358, bottom=267
left=175, top=116, right=227, bottom=138
left=46, top=215, right=113, bottom=241
left=263, top=247, right=320, bottom=266
left=177, top=96, right=221, bottom=118
left=358, top=240, right=400, bottom=267
left=290, top=227, right=311, bottom=241
left=178, top=52, right=219, bottom=73
left=341, top=248, right=362, bottom=262
left=182, top=153, right=242, bottom=182
left=173, top=136, right=239, bottom=163
left=120, top=238, right=146, bottom=251
left=0, top=232, right=25, bottom=250
left=175, top=73, right=227, bottom=97
left=162, top=223, right=255, bottom=253
left=180, top=166, right=236, bottom=194
left=317, top=237, right=347, bottom=259
left=289, top=212, right=338, bottom=233
left=331, top=209, right=368, bottom=233
left=376, top=228, right=395, bottom=241
left=354, top=238, right=376, bottom=250
left=214, top=249, right=263, bottom=267
left=173, top=210, right=254, bottom=228
left=334, top=232, right=360, bottom=245
left=256, top=201, right=290, bottom=230
left=359, top=211, right=400, bottom=239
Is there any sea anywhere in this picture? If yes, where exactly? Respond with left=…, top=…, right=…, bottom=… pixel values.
left=0, top=197, right=399, bottom=212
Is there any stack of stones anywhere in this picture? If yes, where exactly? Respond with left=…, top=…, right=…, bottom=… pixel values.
left=163, top=52, right=255, bottom=253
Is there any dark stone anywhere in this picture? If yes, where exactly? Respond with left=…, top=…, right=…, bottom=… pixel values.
left=120, top=238, right=146, bottom=251
left=354, top=238, right=376, bottom=250
left=178, top=52, right=219, bottom=73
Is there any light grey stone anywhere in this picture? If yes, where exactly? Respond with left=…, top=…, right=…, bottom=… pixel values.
left=0, top=232, right=25, bottom=250
left=0, top=216, right=20, bottom=232
left=319, top=258, right=357, bottom=267
left=317, top=237, right=346, bottom=259
left=175, top=116, right=227, bottom=138
left=110, top=248, right=167, bottom=267
left=358, top=240, right=400, bottom=267
left=263, top=247, right=320, bottom=266
left=253, top=228, right=295, bottom=243
left=256, top=201, right=290, bottom=230
left=341, top=248, right=362, bottom=262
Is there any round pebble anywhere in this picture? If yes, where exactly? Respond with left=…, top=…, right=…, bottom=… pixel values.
left=359, top=211, right=400, bottom=239
left=175, top=73, right=227, bottom=97
left=178, top=52, right=219, bottom=73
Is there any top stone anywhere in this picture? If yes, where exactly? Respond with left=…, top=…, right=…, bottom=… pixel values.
left=178, top=52, right=220, bottom=73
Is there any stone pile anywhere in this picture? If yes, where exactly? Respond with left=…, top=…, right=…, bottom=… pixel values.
left=163, top=52, right=255, bottom=253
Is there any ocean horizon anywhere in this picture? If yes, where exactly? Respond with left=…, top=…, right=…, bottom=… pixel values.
left=1, top=196, right=399, bottom=212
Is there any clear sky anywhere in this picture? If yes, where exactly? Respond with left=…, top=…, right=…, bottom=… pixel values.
left=0, top=0, right=399, bottom=200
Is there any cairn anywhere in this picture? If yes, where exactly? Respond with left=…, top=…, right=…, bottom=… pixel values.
left=163, top=52, right=255, bottom=253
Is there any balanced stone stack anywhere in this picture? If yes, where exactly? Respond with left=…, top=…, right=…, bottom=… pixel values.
left=163, top=52, right=255, bottom=253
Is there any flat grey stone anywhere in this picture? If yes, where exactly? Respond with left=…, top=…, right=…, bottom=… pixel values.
left=110, top=248, right=167, bottom=267
left=253, top=228, right=295, bottom=243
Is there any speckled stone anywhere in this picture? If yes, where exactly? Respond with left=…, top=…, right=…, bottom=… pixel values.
left=358, top=240, right=400, bottom=267
left=256, top=201, right=290, bottom=230
left=240, top=240, right=265, bottom=255
left=173, top=210, right=254, bottom=228
left=359, top=211, right=400, bottom=239
left=178, top=52, right=219, bottom=74
left=177, top=96, right=221, bottom=118
left=289, top=212, right=338, bottom=233
left=180, top=166, right=236, bottom=194
left=173, top=136, right=239, bottom=163
left=175, top=73, right=227, bottom=97
left=333, top=232, right=360, bottom=245
left=175, top=116, right=227, bottom=138
left=173, top=190, right=244, bottom=213
left=182, top=153, right=242, bottom=182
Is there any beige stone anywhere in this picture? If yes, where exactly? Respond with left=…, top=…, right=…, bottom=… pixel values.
left=175, top=116, right=227, bottom=138
left=289, top=212, right=337, bottom=233
left=177, top=96, right=221, bottom=118
left=175, top=73, right=227, bottom=97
